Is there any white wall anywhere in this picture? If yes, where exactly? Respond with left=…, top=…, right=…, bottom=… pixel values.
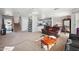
left=51, top=17, right=54, bottom=26
left=71, top=13, right=76, bottom=34
left=3, top=9, right=13, bottom=16
left=0, top=15, right=2, bottom=29
left=21, top=16, right=28, bottom=31
left=14, top=16, right=20, bottom=23
left=75, top=13, right=79, bottom=28
left=32, top=15, right=38, bottom=32
left=71, top=9, right=79, bottom=34
left=53, top=16, right=63, bottom=26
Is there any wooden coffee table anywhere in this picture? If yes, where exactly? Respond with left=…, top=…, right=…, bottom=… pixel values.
left=41, top=37, right=56, bottom=51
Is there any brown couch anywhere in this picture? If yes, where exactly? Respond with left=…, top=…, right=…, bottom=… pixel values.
left=42, top=25, right=60, bottom=36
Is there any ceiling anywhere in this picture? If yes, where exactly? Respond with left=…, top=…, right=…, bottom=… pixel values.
left=0, top=8, right=75, bottom=17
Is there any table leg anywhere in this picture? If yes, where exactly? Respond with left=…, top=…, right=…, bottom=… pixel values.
left=53, top=43, right=56, bottom=51
left=47, top=45, right=49, bottom=51
left=41, top=41, right=43, bottom=48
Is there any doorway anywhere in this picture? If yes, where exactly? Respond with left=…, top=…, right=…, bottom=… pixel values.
left=2, top=15, right=14, bottom=33
left=14, top=17, right=21, bottom=32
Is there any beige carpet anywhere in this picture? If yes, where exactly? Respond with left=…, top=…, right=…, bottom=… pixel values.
left=0, top=32, right=68, bottom=51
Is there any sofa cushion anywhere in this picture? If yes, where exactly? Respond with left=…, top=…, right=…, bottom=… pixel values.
left=70, top=40, right=79, bottom=48
left=70, top=46, right=79, bottom=51
left=69, top=34, right=78, bottom=40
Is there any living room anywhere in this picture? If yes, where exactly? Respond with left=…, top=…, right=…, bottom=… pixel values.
left=0, top=8, right=79, bottom=51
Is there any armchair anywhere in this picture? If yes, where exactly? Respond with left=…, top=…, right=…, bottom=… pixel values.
left=69, top=34, right=79, bottom=51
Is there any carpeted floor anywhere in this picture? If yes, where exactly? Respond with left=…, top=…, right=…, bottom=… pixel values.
left=0, top=32, right=68, bottom=51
